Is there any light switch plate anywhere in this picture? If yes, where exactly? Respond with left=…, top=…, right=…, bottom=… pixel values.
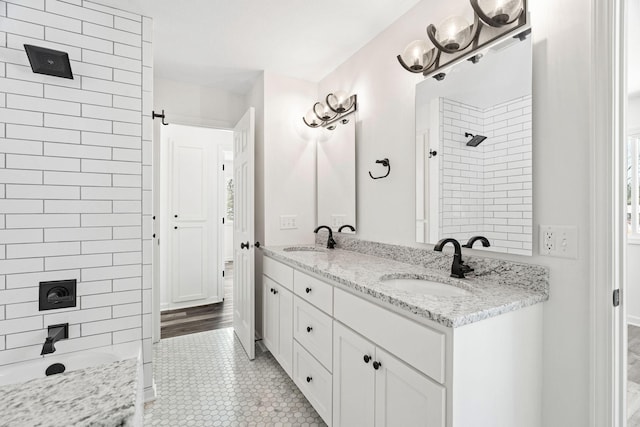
left=280, top=215, right=297, bottom=230
left=539, top=225, right=578, bottom=259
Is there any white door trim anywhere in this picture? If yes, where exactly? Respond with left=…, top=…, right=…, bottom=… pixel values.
left=590, top=0, right=626, bottom=425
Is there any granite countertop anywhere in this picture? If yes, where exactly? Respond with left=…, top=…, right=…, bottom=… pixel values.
left=0, top=358, right=139, bottom=427
left=262, top=244, right=549, bottom=328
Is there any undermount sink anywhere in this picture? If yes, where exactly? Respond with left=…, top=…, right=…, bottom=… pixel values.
left=283, top=246, right=328, bottom=253
left=380, top=277, right=471, bottom=297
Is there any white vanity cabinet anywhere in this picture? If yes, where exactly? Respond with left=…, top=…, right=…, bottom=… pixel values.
left=262, top=255, right=543, bottom=427
left=333, top=322, right=445, bottom=427
left=262, top=258, right=294, bottom=377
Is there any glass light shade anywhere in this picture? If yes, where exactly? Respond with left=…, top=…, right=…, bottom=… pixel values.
left=304, top=108, right=321, bottom=127
left=327, top=91, right=353, bottom=113
left=313, top=102, right=334, bottom=121
left=477, top=0, right=523, bottom=24
left=435, top=16, right=472, bottom=51
left=401, top=40, right=434, bottom=71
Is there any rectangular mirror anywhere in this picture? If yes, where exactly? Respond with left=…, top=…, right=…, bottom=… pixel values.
left=317, top=119, right=356, bottom=231
left=416, top=36, right=532, bottom=255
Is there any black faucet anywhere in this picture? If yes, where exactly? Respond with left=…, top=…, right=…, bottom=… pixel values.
left=433, top=238, right=473, bottom=278
left=463, top=236, right=491, bottom=248
left=314, top=225, right=336, bottom=249
left=41, top=324, right=69, bottom=356
left=338, top=224, right=355, bottom=233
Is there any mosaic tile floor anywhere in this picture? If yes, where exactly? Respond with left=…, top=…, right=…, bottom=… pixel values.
left=144, top=328, right=326, bottom=427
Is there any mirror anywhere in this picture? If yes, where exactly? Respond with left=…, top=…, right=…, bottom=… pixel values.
left=415, top=36, right=532, bottom=255
left=317, top=119, right=356, bottom=231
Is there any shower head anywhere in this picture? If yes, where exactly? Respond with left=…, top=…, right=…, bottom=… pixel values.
left=464, top=132, right=487, bottom=147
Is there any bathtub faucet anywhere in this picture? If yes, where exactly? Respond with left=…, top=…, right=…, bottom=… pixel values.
left=41, top=324, right=69, bottom=356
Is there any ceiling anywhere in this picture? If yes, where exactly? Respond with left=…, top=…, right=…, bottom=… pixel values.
left=93, top=0, right=423, bottom=94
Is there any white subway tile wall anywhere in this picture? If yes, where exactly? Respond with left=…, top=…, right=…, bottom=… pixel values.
left=0, top=1, right=154, bottom=395
left=440, top=96, right=532, bottom=255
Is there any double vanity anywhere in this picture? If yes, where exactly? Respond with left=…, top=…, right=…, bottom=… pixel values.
left=262, top=233, right=548, bottom=427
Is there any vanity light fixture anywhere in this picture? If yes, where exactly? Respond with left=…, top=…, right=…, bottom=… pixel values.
left=303, top=92, right=357, bottom=130
left=397, top=0, right=528, bottom=79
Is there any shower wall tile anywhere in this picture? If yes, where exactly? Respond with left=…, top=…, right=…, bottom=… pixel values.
left=440, top=95, right=532, bottom=254
left=0, top=2, right=154, bottom=397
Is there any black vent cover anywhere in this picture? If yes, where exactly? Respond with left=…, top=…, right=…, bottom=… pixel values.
left=23, top=44, right=74, bottom=79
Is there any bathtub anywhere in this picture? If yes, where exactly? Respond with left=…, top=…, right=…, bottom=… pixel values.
left=0, top=343, right=141, bottom=387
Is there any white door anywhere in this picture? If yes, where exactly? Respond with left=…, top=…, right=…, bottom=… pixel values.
left=233, top=107, right=256, bottom=360
left=333, top=322, right=376, bottom=427
left=374, top=347, right=445, bottom=427
left=170, top=136, right=210, bottom=303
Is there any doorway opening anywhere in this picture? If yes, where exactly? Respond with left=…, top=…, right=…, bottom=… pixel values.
left=157, top=123, right=234, bottom=339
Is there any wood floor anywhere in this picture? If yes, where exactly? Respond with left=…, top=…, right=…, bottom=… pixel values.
left=160, top=262, right=233, bottom=339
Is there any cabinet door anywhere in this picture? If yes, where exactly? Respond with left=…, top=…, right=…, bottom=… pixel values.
left=374, top=347, right=445, bottom=427
left=333, top=322, right=375, bottom=427
left=263, top=276, right=278, bottom=355
left=277, top=286, right=293, bottom=377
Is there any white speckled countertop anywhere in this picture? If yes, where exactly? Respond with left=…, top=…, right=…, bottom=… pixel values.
left=0, top=358, right=139, bottom=427
left=263, top=236, right=549, bottom=328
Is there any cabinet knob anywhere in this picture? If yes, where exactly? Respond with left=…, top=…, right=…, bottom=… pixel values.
left=306, top=326, right=313, bottom=333
left=273, top=289, right=278, bottom=295
left=305, top=287, right=312, bottom=294
left=174, top=214, right=178, bottom=218
left=363, top=355, right=371, bottom=364
left=174, top=226, right=177, bottom=230
left=306, top=376, right=312, bottom=383
left=373, top=361, right=382, bottom=370
left=270, top=288, right=274, bottom=294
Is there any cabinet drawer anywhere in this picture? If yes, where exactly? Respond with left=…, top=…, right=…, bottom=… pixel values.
left=294, top=297, right=333, bottom=372
left=263, top=256, right=293, bottom=291
left=293, top=341, right=332, bottom=426
left=294, top=269, right=333, bottom=315
left=334, top=288, right=445, bottom=384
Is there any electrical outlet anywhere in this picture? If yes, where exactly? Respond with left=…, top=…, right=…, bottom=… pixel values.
left=280, top=215, right=298, bottom=230
left=539, top=225, right=578, bottom=259
left=331, top=214, right=347, bottom=229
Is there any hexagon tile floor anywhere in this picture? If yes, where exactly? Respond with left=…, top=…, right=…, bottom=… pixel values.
left=144, top=327, right=326, bottom=426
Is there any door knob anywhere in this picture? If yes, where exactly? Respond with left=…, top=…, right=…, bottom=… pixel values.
left=240, top=241, right=250, bottom=249
left=254, top=241, right=261, bottom=248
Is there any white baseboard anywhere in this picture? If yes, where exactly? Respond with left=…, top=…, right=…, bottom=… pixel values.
left=144, top=381, right=157, bottom=403
left=628, top=315, right=640, bottom=327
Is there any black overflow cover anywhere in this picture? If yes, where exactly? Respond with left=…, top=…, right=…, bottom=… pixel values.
left=45, top=363, right=66, bottom=376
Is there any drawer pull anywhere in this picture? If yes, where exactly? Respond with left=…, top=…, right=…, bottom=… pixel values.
left=305, top=287, right=312, bottom=293
left=306, top=326, right=313, bottom=333
left=363, top=355, right=371, bottom=364
left=373, top=361, right=382, bottom=370
left=306, top=376, right=313, bottom=383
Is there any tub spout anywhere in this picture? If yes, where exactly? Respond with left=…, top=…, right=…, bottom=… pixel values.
left=41, top=324, right=68, bottom=356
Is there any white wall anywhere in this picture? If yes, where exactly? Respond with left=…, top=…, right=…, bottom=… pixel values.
left=154, top=77, right=245, bottom=129
left=318, top=0, right=592, bottom=425
left=0, top=0, right=154, bottom=397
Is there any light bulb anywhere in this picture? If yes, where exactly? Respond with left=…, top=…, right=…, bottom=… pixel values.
left=401, top=40, right=434, bottom=71
left=435, top=16, right=472, bottom=51
left=477, top=0, right=523, bottom=25
left=304, top=109, right=320, bottom=127
left=313, top=102, right=334, bottom=121
left=327, top=91, right=353, bottom=113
